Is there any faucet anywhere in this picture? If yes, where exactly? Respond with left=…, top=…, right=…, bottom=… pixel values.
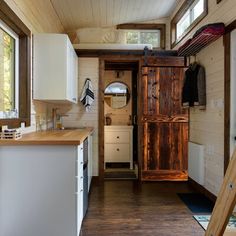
left=52, top=108, right=69, bottom=129
left=52, top=108, right=59, bottom=130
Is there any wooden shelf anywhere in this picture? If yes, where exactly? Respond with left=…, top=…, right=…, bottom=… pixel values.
left=178, top=23, right=225, bottom=56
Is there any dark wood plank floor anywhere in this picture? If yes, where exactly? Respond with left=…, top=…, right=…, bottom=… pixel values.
left=80, top=181, right=205, bottom=236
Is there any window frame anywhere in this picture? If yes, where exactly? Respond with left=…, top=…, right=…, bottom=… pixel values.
left=0, top=1, right=31, bottom=128
left=117, top=23, right=166, bottom=49
left=171, top=0, right=208, bottom=49
left=0, top=19, right=19, bottom=118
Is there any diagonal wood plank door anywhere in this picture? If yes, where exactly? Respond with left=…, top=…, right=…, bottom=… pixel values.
left=141, top=66, right=189, bottom=181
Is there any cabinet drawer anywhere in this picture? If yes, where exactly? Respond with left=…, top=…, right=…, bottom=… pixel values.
left=105, top=144, right=130, bottom=162
left=105, top=131, right=130, bottom=143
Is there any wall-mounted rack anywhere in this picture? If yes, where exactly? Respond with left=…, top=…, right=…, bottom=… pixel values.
left=178, top=23, right=225, bottom=56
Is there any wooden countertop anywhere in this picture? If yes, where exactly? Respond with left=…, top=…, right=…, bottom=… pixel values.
left=0, top=128, right=94, bottom=146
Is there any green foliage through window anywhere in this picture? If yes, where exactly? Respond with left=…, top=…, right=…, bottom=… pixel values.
left=126, top=30, right=160, bottom=48
left=0, top=27, right=15, bottom=114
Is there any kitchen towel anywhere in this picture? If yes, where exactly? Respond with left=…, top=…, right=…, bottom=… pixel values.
left=80, top=78, right=94, bottom=111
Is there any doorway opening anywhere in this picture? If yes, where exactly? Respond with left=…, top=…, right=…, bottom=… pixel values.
left=99, top=59, right=139, bottom=180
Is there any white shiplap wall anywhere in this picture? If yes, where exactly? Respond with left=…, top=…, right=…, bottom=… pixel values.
left=189, top=39, right=224, bottom=195
left=169, top=0, right=236, bottom=195
left=59, top=58, right=99, bottom=176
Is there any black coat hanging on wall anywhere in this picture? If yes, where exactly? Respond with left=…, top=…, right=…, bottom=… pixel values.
left=182, top=62, right=206, bottom=109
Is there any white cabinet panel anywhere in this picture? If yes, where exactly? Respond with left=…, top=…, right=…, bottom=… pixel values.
left=77, top=143, right=83, bottom=235
left=88, top=134, right=93, bottom=191
left=33, top=33, right=78, bottom=103
left=0, top=145, right=82, bottom=236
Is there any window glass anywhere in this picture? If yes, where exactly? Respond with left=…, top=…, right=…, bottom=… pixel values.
left=193, top=0, right=204, bottom=21
left=126, top=30, right=160, bottom=48
left=0, top=22, right=18, bottom=119
left=177, top=10, right=190, bottom=39
left=126, top=31, right=139, bottom=44
left=175, top=0, right=205, bottom=42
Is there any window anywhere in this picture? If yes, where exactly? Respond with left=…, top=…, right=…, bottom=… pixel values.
left=171, top=0, right=208, bottom=48
left=0, top=20, right=19, bottom=119
left=117, top=24, right=166, bottom=49
left=125, top=30, right=161, bottom=48
left=0, top=1, right=31, bottom=128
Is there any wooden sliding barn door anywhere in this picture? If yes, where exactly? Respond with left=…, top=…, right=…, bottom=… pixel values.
left=141, top=63, right=189, bottom=181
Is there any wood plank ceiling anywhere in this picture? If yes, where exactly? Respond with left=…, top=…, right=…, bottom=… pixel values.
left=50, top=0, right=177, bottom=31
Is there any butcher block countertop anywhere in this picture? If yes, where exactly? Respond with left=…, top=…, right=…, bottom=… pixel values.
left=0, top=128, right=94, bottom=146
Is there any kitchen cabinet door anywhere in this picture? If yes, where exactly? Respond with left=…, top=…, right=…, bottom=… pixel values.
left=0, top=146, right=78, bottom=236
left=33, top=33, right=78, bottom=103
left=67, top=41, right=78, bottom=103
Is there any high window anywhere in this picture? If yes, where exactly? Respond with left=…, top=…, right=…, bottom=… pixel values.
left=125, top=30, right=161, bottom=48
left=117, top=24, right=166, bottom=49
left=171, top=0, right=208, bottom=48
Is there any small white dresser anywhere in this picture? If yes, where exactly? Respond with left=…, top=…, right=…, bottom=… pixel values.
left=104, top=126, right=133, bottom=169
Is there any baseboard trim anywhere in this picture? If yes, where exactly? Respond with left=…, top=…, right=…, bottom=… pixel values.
left=142, top=170, right=188, bottom=181
left=188, top=177, right=217, bottom=203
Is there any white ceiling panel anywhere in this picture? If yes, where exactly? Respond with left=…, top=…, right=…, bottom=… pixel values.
left=50, top=0, right=177, bottom=31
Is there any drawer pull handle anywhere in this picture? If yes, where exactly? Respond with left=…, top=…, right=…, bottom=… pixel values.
left=116, top=148, right=120, bottom=151
left=117, top=136, right=119, bottom=139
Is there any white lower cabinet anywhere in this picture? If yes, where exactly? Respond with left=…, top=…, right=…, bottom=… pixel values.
left=104, top=126, right=133, bottom=169
left=77, top=143, right=84, bottom=235
left=0, top=143, right=88, bottom=236
left=88, top=134, right=93, bottom=191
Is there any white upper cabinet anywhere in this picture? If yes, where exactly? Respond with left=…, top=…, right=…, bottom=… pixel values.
left=33, top=33, right=78, bottom=103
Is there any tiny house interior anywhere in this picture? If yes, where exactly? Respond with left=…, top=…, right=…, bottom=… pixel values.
left=0, top=0, right=236, bottom=235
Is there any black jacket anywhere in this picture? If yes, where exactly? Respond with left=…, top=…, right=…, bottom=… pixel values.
left=182, top=62, right=206, bottom=109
